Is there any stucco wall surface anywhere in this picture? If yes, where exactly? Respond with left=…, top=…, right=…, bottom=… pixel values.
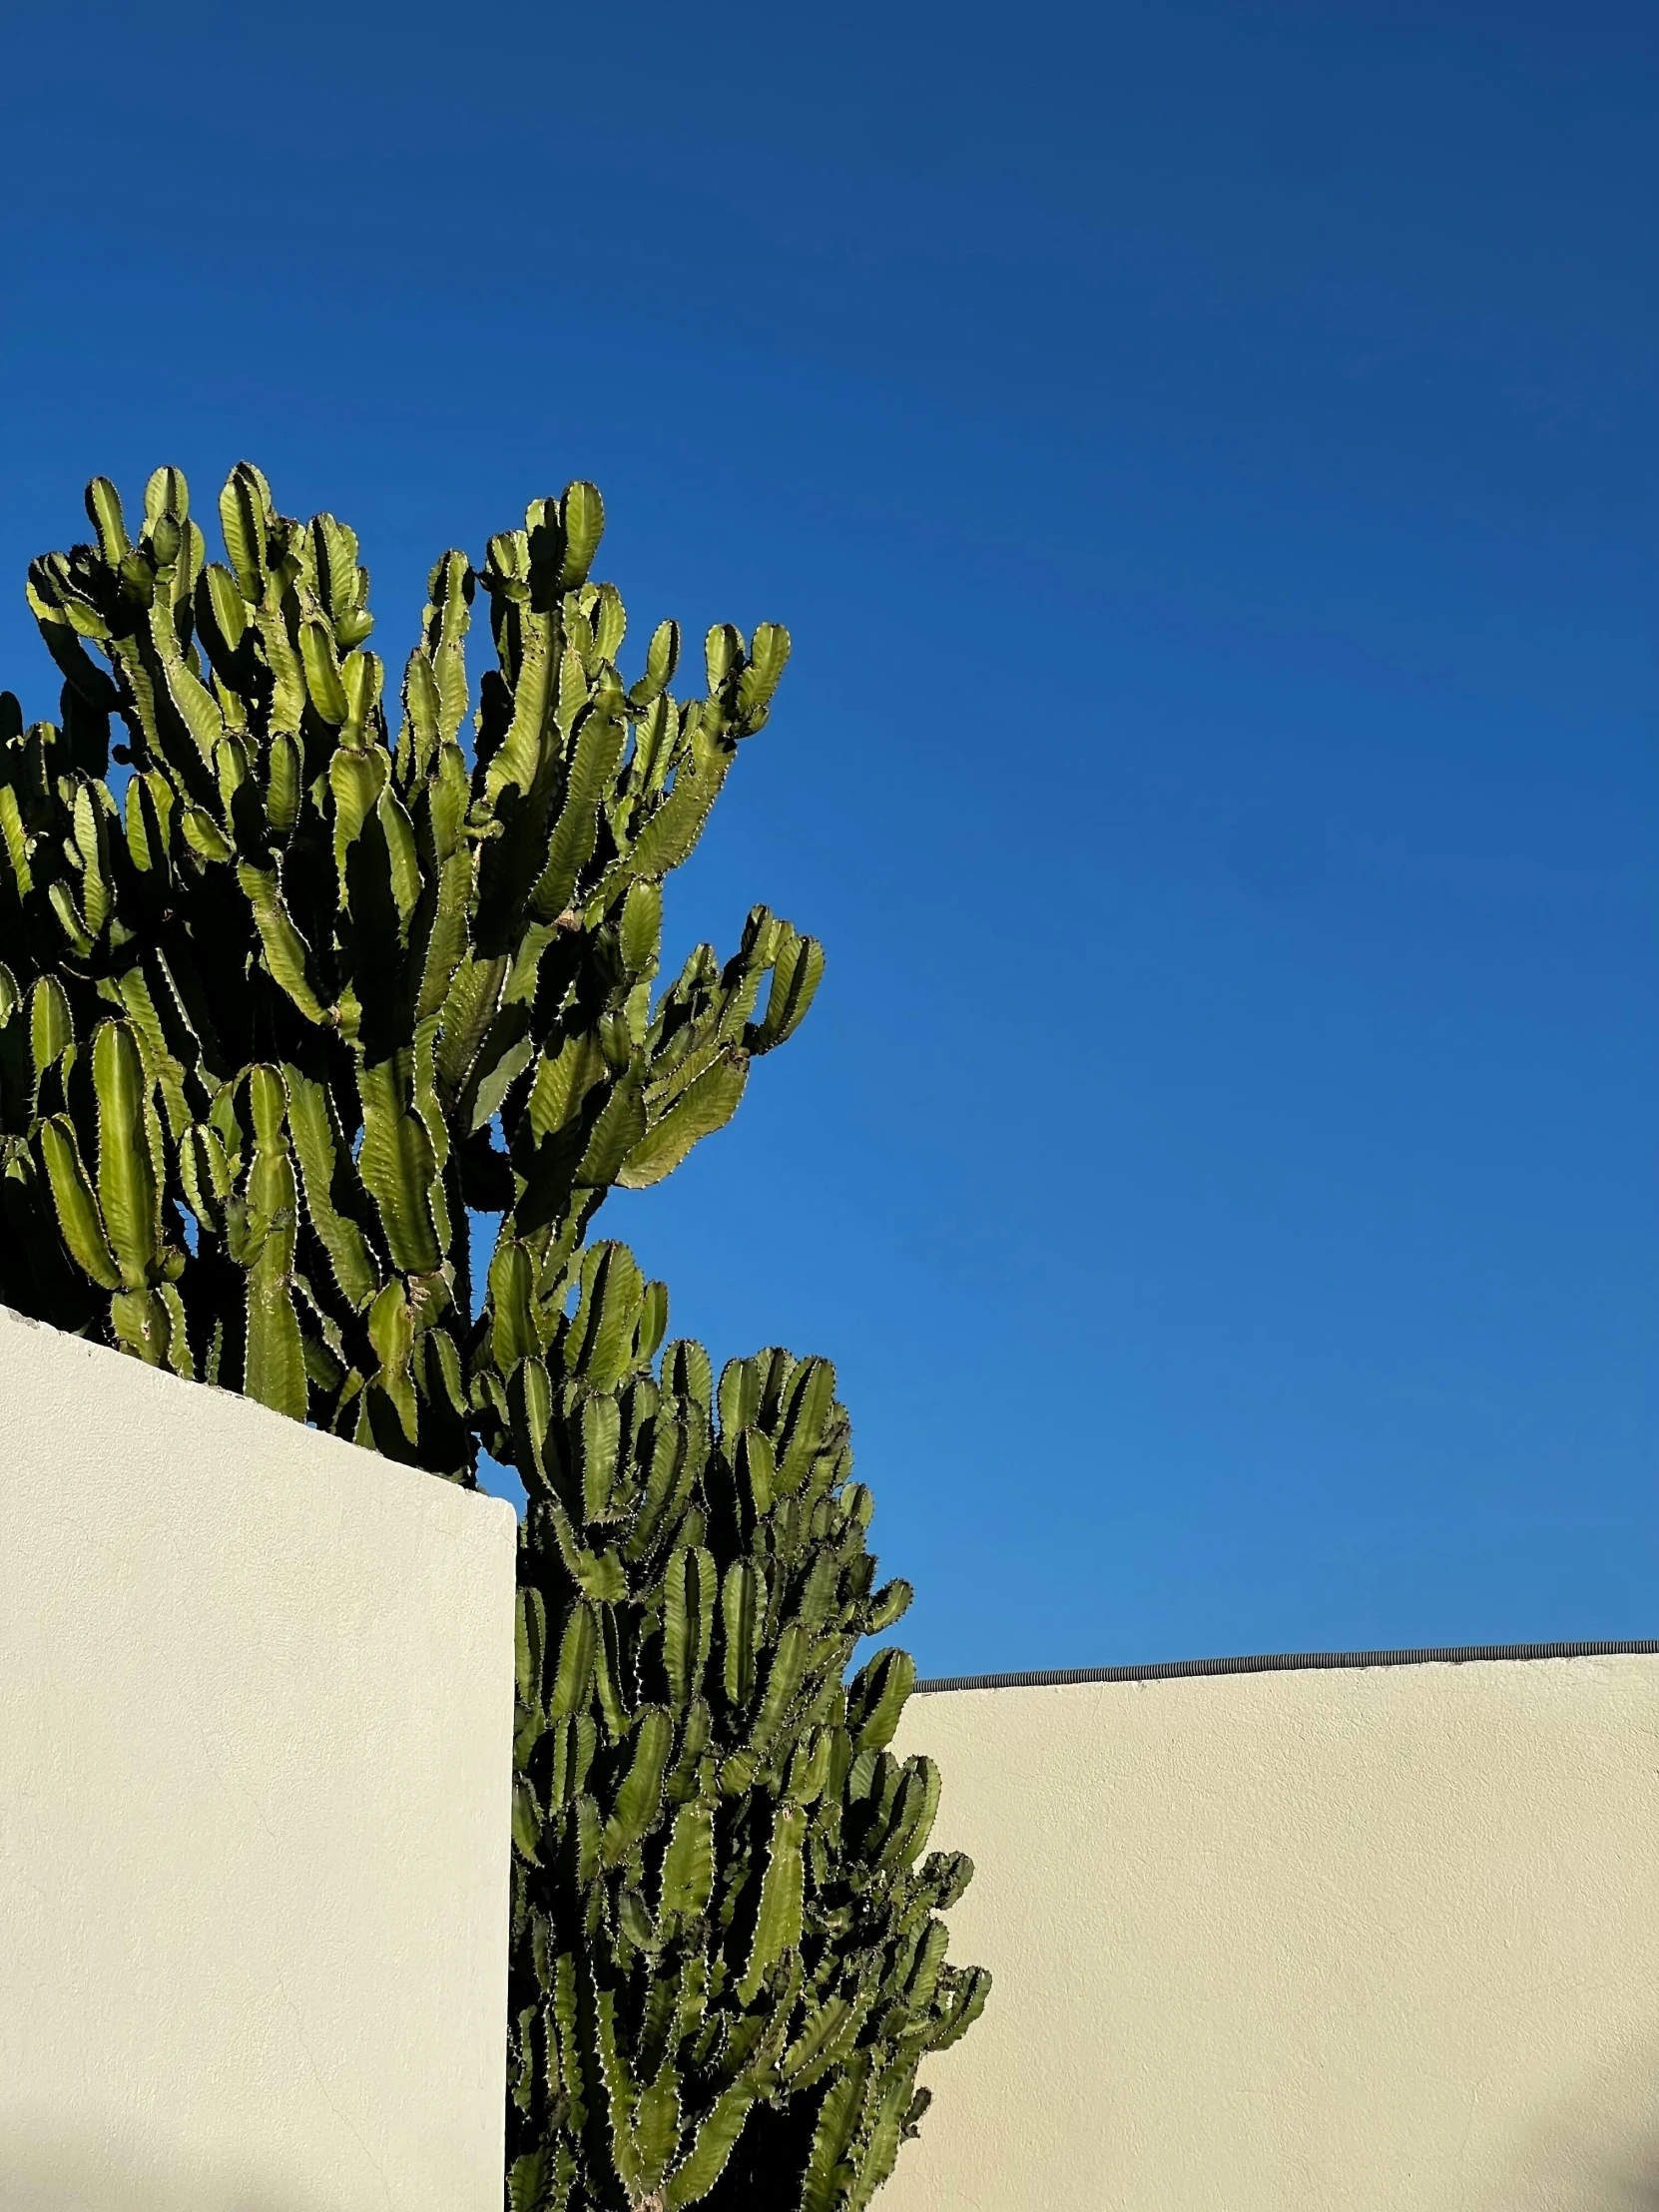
left=887, top=1654, right=1659, bottom=2212
left=0, top=1306, right=518, bottom=2212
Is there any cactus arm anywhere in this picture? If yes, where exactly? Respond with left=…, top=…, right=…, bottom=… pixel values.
left=662, top=2083, right=754, bottom=2209
left=616, top=1051, right=749, bottom=1192
left=354, top=1057, right=442, bottom=1276
left=241, top=1068, right=307, bottom=1420
left=281, top=1064, right=379, bottom=1310
left=38, top=1115, right=121, bottom=1291
left=737, top=1803, right=807, bottom=2003
left=659, top=1800, right=716, bottom=1924
left=91, top=1019, right=165, bottom=1290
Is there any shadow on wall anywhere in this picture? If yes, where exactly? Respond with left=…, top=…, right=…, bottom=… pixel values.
left=1462, top=2030, right=1659, bottom=2212
left=0, top=2122, right=326, bottom=2212
left=1583, top=2138, right=1659, bottom=2211
left=1584, top=2162, right=1659, bottom=2212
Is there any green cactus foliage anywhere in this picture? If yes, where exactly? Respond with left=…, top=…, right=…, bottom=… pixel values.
left=0, top=465, right=986, bottom=2209
left=504, top=1248, right=990, bottom=2211
left=2, top=463, right=814, bottom=1471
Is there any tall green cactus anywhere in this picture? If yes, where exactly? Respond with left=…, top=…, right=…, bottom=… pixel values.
left=504, top=1242, right=989, bottom=2211
left=0, top=465, right=986, bottom=2208
left=3, top=463, right=815, bottom=1470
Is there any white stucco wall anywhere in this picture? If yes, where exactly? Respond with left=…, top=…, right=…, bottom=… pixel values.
left=0, top=1306, right=518, bottom=2212
left=889, top=1653, right=1659, bottom=2212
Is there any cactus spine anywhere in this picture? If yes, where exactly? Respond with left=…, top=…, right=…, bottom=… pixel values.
left=0, top=466, right=985, bottom=2207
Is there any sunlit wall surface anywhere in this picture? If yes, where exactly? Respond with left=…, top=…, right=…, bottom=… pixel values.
left=892, top=1654, right=1659, bottom=2211
left=0, top=1311, right=517, bottom=2212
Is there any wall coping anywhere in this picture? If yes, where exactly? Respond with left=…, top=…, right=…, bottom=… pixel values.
left=916, top=1639, right=1659, bottom=1693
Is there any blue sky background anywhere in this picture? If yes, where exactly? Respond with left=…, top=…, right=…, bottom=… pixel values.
left=2, top=1, right=1655, bottom=1674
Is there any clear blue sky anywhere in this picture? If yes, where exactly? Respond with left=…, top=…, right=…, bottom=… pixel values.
left=3, top=2, right=1654, bottom=1675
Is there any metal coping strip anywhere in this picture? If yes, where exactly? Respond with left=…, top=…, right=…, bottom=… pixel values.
left=915, top=1639, right=1659, bottom=1694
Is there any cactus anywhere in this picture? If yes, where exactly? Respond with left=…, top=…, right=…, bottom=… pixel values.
left=2, top=464, right=816, bottom=1473
left=504, top=1244, right=990, bottom=2211
left=0, top=466, right=985, bottom=2207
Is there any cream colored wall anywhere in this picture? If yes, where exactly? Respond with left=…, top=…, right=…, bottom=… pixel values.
left=888, top=1653, right=1659, bottom=2212
left=0, top=1306, right=518, bottom=2212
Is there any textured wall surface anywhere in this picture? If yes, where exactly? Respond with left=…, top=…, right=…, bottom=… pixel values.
left=0, top=1307, right=517, bottom=2212
left=887, top=1654, right=1659, bottom=2212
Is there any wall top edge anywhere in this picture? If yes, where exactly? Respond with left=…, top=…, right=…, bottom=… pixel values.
left=914, top=1639, right=1659, bottom=1693
left=0, top=1300, right=517, bottom=1538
